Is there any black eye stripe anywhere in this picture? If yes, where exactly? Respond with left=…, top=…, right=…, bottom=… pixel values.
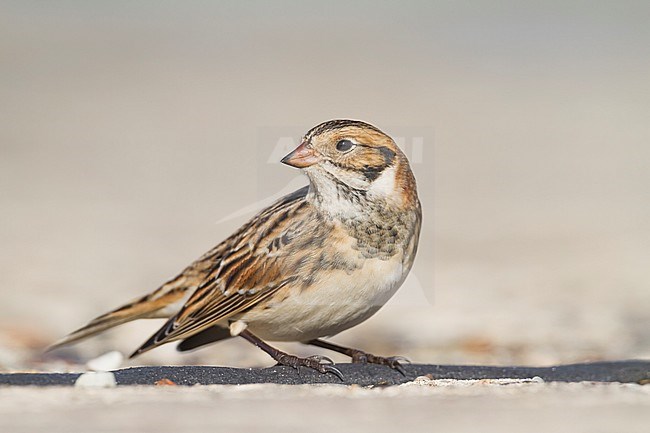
left=355, top=144, right=396, bottom=166
left=377, top=146, right=396, bottom=165
left=326, top=144, right=396, bottom=182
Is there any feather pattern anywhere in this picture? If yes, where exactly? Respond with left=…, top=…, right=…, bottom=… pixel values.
left=130, top=186, right=317, bottom=356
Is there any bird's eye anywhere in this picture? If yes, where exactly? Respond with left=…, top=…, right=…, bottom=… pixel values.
left=335, top=139, right=355, bottom=152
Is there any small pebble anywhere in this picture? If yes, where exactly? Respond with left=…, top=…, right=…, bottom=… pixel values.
left=74, top=371, right=117, bottom=388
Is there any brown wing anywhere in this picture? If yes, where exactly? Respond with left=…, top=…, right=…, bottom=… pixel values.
left=130, top=186, right=317, bottom=357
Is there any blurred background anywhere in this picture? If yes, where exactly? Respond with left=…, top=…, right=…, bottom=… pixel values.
left=1, top=1, right=648, bottom=372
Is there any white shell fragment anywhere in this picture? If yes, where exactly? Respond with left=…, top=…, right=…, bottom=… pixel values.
left=86, top=351, right=124, bottom=372
left=74, top=371, right=117, bottom=388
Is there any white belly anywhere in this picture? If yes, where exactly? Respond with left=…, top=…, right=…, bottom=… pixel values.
left=241, top=254, right=407, bottom=341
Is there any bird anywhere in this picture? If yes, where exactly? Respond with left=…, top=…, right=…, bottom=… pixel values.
left=48, top=119, right=422, bottom=377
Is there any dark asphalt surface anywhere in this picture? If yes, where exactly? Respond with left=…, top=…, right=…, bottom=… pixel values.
left=1, top=360, right=648, bottom=386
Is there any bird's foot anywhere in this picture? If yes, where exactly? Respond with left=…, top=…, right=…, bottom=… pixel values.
left=350, top=351, right=410, bottom=375
left=275, top=353, right=343, bottom=380
left=239, top=330, right=343, bottom=380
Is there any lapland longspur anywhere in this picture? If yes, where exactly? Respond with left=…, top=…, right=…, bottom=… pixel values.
left=50, top=119, right=422, bottom=376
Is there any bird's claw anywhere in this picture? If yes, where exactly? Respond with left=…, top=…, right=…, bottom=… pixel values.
left=307, top=355, right=343, bottom=380
left=307, top=354, right=335, bottom=365
left=277, top=353, right=344, bottom=380
left=319, top=364, right=344, bottom=381
left=351, top=352, right=410, bottom=376
left=386, top=357, right=408, bottom=376
left=388, top=355, right=411, bottom=364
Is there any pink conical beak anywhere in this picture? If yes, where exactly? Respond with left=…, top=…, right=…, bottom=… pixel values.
left=281, top=142, right=321, bottom=168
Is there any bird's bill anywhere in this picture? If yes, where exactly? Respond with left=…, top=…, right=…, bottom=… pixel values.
left=281, top=142, right=321, bottom=168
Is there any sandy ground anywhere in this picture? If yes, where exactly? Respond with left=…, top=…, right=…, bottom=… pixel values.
left=2, top=381, right=649, bottom=433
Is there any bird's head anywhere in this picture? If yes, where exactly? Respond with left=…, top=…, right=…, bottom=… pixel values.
left=282, top=119, right=418, bottom=209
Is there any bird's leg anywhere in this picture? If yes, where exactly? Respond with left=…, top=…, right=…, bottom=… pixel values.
left=307, top=339, right=409, bottom=375
left=238, top=330, right=343, bottom=379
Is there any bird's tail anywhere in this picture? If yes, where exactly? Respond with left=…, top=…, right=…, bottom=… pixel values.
left=46, top=286, right=188, bottom=352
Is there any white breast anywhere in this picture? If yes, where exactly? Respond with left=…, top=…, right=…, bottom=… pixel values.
left=242, top=253, right=407, bottom=342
